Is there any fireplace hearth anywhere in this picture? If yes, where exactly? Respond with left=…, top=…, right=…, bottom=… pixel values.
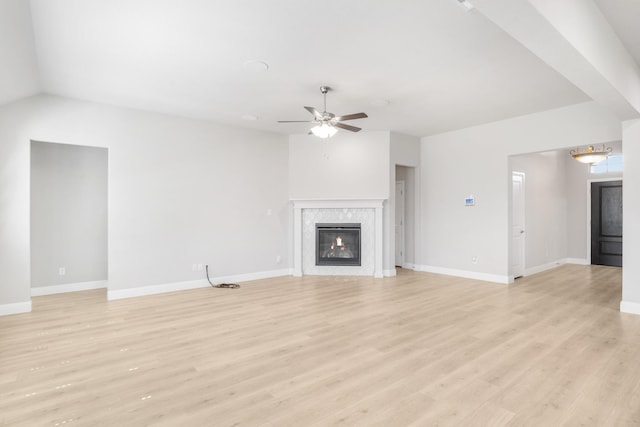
left=316, top=223, right=361, bottom=266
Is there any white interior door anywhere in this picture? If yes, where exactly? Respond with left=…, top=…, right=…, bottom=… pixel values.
left=511, top=172, right=525, bottom=278
left=395, top=181, right=405, bottom=267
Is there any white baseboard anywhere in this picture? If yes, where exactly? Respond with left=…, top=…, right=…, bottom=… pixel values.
left=31, top=280, right=107, bottom=296
left=620, top=300, right=640, bottom=315
left=227, top=268, right=292, bottom=283
left=564, top=258, right=589, bottom=265
left=414, top=265, right=509, bottom=284
left=524, top=258, right=590, bottom=277
left=0, top=301, right=32, bottom=316
left=402, top=263, right=416, bottom=270
left=383, top=269, right=397, bottom=277
left=107, top=269, right=291, bottom=301
left=108, top=279, right=208, bottom=300
left=524, top=260, right=563, bottom=276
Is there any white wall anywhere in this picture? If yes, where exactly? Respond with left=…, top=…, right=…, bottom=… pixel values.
left=420, top=101, right=621, bottom=282
left=0, top=95, right=290, bottom=309
left=622, top=119, right=640, bottom=313
left=289, top=131, right=390, bottom=200
left=0, top=0, right=40, bottom=105
left=564, top=150, right=590, bottom=260
left=31, top=141, right=108, bottom=287
left=0, top=98, right=32, bottom=308
left=511, top=151, right=567, bottom=272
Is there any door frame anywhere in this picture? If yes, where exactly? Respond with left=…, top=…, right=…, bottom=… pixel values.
left=510, top=171, right=526, bottom=281
left=586, top=177, right=623, bottom=265
left=395, top=180, right=405, bottom=267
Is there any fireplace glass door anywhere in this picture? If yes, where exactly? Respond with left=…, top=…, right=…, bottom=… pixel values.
left=315, top=223, right=361, bottom=266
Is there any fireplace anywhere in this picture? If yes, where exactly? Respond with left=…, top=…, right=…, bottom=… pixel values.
left=291, top=199, right=383, bottom=277
left=316, top=223, right=361, bottom=266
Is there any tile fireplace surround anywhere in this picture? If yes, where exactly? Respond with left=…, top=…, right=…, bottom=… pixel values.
left=291, top=199, right=384, bottom=278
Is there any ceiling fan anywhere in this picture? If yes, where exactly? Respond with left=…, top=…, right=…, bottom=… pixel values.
left=278, top=86, right=368, bottom=138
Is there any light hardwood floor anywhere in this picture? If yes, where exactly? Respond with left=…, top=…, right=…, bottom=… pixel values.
left=1, top=265, right=639, bottom=426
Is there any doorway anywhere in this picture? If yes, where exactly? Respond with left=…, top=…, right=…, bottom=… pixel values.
left=30, top=141, right=108, bottom=295
left=511, top=172, right=525, bottom=279
left=395, top=180, right=405, bottom=267
left=395, top=165, right=416, bottom=270
left=590, top=180, right=622, bottom=267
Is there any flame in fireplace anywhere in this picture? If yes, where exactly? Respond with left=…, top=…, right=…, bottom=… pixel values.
left=331, top=236, right=346, bottom=250
left=326, top=235, right=352, bottom=257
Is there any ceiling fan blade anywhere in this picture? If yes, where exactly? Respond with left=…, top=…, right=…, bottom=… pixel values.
left=304, top=106, right=323, bottom=120
left=334, top=112, right=368, bottom=121
left=334, top=122, right=362, bottom=132
left=277, top=120, right=314, bottom=123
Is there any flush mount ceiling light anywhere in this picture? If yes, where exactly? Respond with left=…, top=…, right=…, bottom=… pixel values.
left=278, top=86, right=368, bottom=139
left=570, top=144, right=612, bottom=164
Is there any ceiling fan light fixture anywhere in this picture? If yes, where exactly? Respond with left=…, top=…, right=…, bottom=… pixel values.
left=311, top=123, right=338, bottom=139
left=570, top=144, right=612, bottom=164
left=278, top=86, right=367, bottom=138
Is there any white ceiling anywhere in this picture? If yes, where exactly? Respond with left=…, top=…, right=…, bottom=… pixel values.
left=8, top=0, right=640, bottom=137
left=593, top=0, right=640, bottom=69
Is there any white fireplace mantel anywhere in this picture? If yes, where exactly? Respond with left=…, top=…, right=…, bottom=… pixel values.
left=291, top=199, right=385, bottom=278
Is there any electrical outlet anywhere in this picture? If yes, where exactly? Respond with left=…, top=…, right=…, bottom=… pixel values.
left=197, top=264, right=203, bottom=271
left=276, top=255, right=282, bottom=264
left=192, top=264, right=197, bottom=272
left=471, top=256, right=478, bottom=264
left=58, top=267, right=66, bottom=276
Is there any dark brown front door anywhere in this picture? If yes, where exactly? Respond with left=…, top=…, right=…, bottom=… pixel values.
left=591, top=181, right=622, bottom=267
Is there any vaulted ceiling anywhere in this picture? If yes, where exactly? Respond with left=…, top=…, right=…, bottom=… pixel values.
left=1, top=0, right=639, bottom=137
